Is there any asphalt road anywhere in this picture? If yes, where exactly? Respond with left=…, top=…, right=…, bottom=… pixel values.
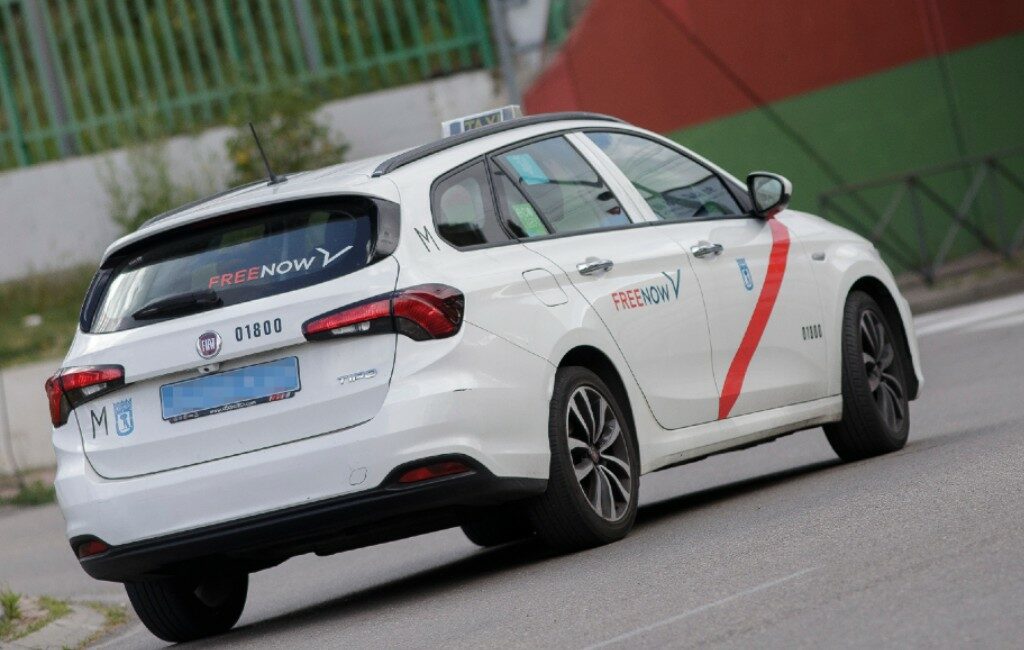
left=3, top=292, right=1024, bottom=649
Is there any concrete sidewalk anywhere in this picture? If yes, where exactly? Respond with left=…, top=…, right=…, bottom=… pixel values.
left=6, top=601, right=109, bottom=650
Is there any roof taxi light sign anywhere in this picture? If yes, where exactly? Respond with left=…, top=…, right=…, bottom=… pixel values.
left=442, top=105, right=522, bottom=137
left=196, top=331, right=222, bottom=359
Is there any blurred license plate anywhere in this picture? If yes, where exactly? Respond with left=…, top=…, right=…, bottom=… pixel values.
left=160, top=357, right=301, bottom=423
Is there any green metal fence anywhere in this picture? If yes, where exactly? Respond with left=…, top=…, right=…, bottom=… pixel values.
left=0, top=0, right=495, bottom=170
left=819, top=147, right=1024, bottom=284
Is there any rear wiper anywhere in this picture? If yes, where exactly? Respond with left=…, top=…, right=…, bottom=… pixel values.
left=132, top=290, right=222, bottom=320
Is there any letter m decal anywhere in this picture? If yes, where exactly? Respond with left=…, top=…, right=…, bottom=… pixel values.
left=90, top=407, right=109, bottom=439
left=414, top=227, right=441, bottom=252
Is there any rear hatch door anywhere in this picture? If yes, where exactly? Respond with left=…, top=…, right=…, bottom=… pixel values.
left=68, top=196, right=400, bottom=478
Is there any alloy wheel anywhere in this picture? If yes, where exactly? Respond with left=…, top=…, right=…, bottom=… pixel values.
left=565, top=385, right=632, bottom=521
left=860, top=310, right=905, bottom=431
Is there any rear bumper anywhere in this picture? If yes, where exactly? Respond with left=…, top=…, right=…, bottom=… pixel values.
left=74, top=457, right=544, bottom=582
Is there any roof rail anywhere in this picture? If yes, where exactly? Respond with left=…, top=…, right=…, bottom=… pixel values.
left=371, top=111, right=623, bottom=177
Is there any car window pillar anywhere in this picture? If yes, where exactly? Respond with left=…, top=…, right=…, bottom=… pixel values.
left=565, top=132, right=654, bottom=226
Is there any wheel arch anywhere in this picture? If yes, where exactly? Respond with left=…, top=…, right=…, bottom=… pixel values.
left=557, top=345, right=640, bottom=464
left=846, top=276, right=920, bottom=400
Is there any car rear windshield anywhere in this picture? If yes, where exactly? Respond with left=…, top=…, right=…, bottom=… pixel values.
left=86, top=198, right=385, bottom=333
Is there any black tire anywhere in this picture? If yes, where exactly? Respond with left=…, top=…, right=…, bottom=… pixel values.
left=460, top=505, right=534, bottom=547
left=528, top=366, right=640, bottom=552
left=824, top=291, right=910, bottom=461
left=125, top=573, right=248, bottom=643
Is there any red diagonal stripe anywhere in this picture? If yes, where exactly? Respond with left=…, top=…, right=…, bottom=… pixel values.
left=718, top=219, right=791, bottom=420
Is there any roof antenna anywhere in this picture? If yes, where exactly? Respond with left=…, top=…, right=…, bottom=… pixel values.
left=248, top=122, right=284, bottom=185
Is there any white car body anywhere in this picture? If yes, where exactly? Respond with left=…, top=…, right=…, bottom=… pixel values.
left=50, top=113, right=922, bottom=580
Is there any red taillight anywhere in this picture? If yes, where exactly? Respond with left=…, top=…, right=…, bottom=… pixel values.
left=392, top=285, right=464, bottom=340
left=44, top=375, right=64, bottom=427
left=76, top=539, right=110, bottom=559
left=303, top=284, right=464, bottom=342
left=397, top=460, right=472, bottom=484
left=302, top=297, right=392, bottom=339
left=45, top=365, right=125, bottom=427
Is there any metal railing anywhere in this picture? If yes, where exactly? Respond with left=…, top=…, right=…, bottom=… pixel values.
left=819, top=147, right=1024, bottom=284
left=0, top=0, right=495, bottom=170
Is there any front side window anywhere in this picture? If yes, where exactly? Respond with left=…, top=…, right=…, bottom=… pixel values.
left=432, top=160, right=509, bottom=248
left=586, top=132, right=742, bottom=221
left=492, top=136, right=630, bottom=236
left=89, top=199, right=380, bottom=333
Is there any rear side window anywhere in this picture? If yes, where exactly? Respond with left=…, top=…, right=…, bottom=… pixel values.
left=492, top=136, right=630, bottom=235
left=586, top=132, right=742, bottom=220
left=432, top=160, right=510, bottom=248
left=88, top=198, right=383, bottom=333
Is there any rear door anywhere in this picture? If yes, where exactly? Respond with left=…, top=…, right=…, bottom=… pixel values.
left=487, top=134, right=720, bottom=429
left=583, top=131, right=828, bottom=419
left=69, top=197, right=401, bottom=478
left=417, top=156, right=574, bottom=352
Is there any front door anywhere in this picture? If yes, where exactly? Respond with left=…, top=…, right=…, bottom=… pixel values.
left=581, top=130, right=828, bottom=419
left=674, top=216, right=827, bottom=418
left=487, top=134, right=720, bottom=429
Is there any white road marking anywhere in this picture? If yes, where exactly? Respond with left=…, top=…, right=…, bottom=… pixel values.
left=914, top=292, right=1024, bottom=337
left=965, top=310, right=1024, bottom=334
left=584, top=567, right=817, bottom=649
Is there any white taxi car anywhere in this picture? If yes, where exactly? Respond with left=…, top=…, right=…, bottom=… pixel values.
left=47, top=110, right=921, bottom=642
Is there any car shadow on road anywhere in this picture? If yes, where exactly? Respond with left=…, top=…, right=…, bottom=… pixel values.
left=196, top=538, right=556, bottom=646
left=635, top=458, right=841, bottom=529
left=191, top=458, right=841, bottom=647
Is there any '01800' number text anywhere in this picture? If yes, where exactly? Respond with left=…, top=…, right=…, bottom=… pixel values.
left=236, top=318, right=283, bottom=342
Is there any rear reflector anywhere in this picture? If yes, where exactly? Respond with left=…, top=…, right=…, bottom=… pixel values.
left=303, top=284, right=464, bottom=342
left=76, top=539, right=110, bottom=559
left=45, top=365, right=125, bottom=427
left=397, top=460, right=472, bottom=484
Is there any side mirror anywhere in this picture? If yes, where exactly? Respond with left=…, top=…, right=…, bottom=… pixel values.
left=747, top=172, right=792, bottom=218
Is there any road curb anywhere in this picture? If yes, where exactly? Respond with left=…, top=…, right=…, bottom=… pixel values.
left=8, top=602, right=106, bottom=650
left=899, top=260, right=1024, bottom=314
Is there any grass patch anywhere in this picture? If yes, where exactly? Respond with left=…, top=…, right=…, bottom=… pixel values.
left=0, top=592, right=125, bottom=646
left=0, top=265, right=94, bottom=368
left=0, top=592, right=71, bottom=642
left=38, top=596, right=71, bottom=619
left=1, top=589, right=21, bottom=620
left=0, top=481, right=56, bottom=507
left=0, top=589, right=21, bottom=637
left=18, top=596, right=71, bottom=638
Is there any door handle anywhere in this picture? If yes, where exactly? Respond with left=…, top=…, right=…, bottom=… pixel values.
left=690, top=241, right=724, bottom=259
left=577, top=257, right=614, bottom=276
